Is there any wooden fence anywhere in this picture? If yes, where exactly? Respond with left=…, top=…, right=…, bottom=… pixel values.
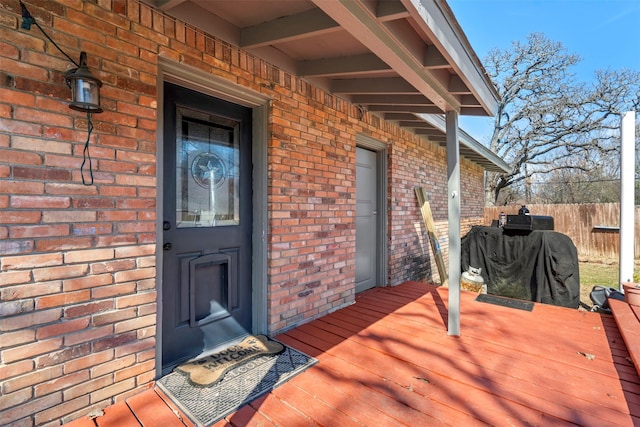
left=483, top=203, right=640, bottom=260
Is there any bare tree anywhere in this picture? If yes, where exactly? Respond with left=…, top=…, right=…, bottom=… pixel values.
left=483, top=33, right=640, bottom=206
left=534, top=158, right=620, bottom=204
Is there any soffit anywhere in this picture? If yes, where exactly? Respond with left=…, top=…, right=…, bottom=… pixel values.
left=148, top=0, right=504, bottom=171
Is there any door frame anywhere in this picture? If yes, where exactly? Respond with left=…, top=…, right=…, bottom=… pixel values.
left=155, top=59, right=270, bottom=377
left=355, top=134, right=388, bottom=289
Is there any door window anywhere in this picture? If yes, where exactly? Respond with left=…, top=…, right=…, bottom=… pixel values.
left=175, top=107, right=240, bottom=228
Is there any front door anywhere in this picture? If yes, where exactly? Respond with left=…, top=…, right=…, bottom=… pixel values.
left=355, top=147, right=378, bottom=293
left=162, top=83, right=253, bottom=372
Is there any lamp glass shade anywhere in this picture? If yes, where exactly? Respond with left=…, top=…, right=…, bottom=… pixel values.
left=65, top=52, right=103, bottom=113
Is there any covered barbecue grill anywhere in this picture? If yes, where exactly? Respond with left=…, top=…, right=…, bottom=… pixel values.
left=461, top=221, right=580, bottom=309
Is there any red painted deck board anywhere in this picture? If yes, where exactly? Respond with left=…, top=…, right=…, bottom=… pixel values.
left=290, top=311, right=625, bottom=425
left=218, top=403, right=276, bottom=427
left=63, top=414, right=99, bottom=427
left=612, top=298, right=640, bottom=377
left=64, top=282, right=640, bottom=427
left=96, top=401, right=142, bottom=427
left=126, top=389, right=188, bottom=427
left=246, top=393, right=317, bottom=426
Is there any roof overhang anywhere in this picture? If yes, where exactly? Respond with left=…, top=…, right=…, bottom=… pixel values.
left=147, top=0, right=504, bottom=170
left=420, top=115, right=510, bottom=173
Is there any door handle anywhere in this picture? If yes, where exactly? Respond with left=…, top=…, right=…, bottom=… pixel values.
left=163, top=242, right=172, bottom=251
left=373, top=210, right=378, bottom=215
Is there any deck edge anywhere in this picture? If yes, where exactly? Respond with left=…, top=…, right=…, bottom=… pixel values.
left=610, top=298, right=640, bottom=377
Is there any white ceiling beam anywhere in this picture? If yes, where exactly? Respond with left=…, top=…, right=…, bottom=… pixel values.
left=399, top=121, right=436, bottom=128
left=415, top=128, right=444, bottom=136
left=376, top=0, right=410, bottom=22
left=149, top=1, right=240, bottom=44
left=382, top=18, right=427, bottom=65
left=152, top=0, right=188, bottom=11
left=384, top=113, right=421, bottom=121
left=312, top=0, right=459, bottom=113
left=332, top=77, right=416, bottom=94
left=367, top=105, right=443, bottom=114
left=423, top=45, right=449, bottom=69
left=460, top=106, right=488, bottom=116
left=298, top=53, right=390, bottom=77
left=351, top=94, right=433, bottom=105
left=459, top=94, right=480, bottom=106
left=240, top=8, right=339, bottom=48
left=423, top=135, right=447, bottom=143
left=448, top=75, right=470, bottom=94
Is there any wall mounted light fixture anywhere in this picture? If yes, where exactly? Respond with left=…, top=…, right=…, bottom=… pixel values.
left=65, top=51, right=103, bottom=185
left=19, top=1, right=103, bottom=185
left=66, top=52, right=103, bottom=114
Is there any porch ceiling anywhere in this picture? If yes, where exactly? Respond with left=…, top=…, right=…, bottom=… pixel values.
left=148, top=0, right=505, bottom=172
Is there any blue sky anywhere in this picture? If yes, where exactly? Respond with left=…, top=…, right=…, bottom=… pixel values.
left=448, top=0, right=640, bottom=142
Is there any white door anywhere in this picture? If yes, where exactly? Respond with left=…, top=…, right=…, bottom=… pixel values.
left=355, top=147, right=378, bottom=293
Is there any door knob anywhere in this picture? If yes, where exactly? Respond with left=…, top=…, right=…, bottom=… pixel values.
left=163, top=242, right=172, bottom=251
left=163, top=221, right=171, bottom=230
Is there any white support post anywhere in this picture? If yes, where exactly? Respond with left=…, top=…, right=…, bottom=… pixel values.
left=620, top=111, right=636, bottom=286
left=446, top=111, right=461, bottom=336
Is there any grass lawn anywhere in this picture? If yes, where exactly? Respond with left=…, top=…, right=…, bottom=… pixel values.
left=578, top=261, right=621, bottom=309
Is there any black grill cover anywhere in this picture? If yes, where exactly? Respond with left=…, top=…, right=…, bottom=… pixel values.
left=461, top=226, right=580, bottom=309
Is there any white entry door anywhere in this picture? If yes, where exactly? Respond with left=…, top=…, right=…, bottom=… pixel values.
left=355, top=147, right=378, bottom=293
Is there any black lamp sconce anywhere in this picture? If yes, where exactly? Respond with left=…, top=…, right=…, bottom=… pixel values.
left=20, top=1, right=103, bottom=185
left=66, top=52, right=103, bottom=114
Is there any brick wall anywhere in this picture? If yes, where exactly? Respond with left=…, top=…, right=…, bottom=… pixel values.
left=384, top=137, right=486, bottom=286
left=0, top=1, right=159, bottom=425
left=0, top=0, right=488, bottom=425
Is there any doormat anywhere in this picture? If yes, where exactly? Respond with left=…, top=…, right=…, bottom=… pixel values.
left=156, top=339, right=317, bottom=427
left=476, top=293, right=534, bottom=311
left=176, top=335, right=285, bottom=386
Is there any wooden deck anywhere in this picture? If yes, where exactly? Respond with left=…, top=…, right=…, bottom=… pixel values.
left=65, top=282, right=640, bottom=426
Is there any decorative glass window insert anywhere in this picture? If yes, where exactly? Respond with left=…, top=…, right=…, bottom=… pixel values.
left=176, top=107, right=240, bottom=228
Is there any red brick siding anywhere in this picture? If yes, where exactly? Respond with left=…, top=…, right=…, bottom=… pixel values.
left=0, top=0, right=488, bottom=425
left=0, top=0, right=158, bottom=425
